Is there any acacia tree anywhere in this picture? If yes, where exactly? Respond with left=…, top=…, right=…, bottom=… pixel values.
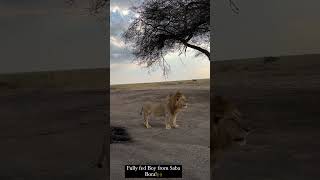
left=123, top=0, right=239, bottom=76
left=123, top=0, right=210, bottom=76
left=66, top=0, right=238, bottom=75
left=65, top=0, right=108, bottom=12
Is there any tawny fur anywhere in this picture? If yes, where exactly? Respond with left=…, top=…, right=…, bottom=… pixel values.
left=140, top=91, right=188, bottom=129
left=211, top=96, right=250, bottom=177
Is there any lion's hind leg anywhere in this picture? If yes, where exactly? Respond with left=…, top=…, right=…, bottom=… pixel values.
left=143, top=111, right=152, bottom=128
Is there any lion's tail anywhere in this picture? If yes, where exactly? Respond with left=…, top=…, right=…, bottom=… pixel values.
left=139, top=106, right=143, bottom=115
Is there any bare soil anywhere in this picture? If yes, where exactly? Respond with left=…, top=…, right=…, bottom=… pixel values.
left=110, top=80, right=210, bottom=180
left=0, top=89, right=107, bottom=180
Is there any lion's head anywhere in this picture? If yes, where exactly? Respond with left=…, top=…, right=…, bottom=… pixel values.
left=212, top=96, right=250, bottom=150
left=169, top=90, right=188, bottom=114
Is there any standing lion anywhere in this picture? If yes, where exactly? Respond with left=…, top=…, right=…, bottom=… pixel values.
left=140, top=90, right=188, bottom=129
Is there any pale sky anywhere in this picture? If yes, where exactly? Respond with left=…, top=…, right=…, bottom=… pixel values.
left=110, top=0, right=210, bottom=85
left=214, top=0, right=320, bottom=60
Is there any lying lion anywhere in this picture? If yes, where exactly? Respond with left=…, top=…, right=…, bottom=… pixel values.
left=212, top=95, right=250, bottom=148
left=140, top=90, right=188, bottom=129
left=211, top=95, right=251, bottom=178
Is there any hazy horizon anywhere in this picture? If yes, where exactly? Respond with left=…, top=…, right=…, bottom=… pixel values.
left=214, top=0, right=320, bottom=60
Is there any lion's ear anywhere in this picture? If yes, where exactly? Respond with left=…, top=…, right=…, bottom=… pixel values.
left=176, top=90, right=181, bottom=95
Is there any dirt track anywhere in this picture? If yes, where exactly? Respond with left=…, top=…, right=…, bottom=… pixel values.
left=110, top=81, right=210, bottom=179
left=0, top=89, right=106, bottom=180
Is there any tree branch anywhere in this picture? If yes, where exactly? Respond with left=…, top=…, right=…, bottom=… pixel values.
left=180, top=40, right=210, bottom=61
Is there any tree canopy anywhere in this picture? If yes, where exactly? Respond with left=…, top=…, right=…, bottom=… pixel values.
left=65, top=0, right=108, bottom=16
left=65, top=0, right=239, bottom=75
left=122, top=0, right=210, bottom=75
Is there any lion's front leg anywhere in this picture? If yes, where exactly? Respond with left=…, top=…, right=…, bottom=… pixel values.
left=171, top=114, right=179, bottom=128
left=165, top=113, right=171, bottom=129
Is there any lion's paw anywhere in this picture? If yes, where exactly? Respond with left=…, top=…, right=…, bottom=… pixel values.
left=144, top=123, right=152, bottom=128
left=173, top=124, right=179, bottom=128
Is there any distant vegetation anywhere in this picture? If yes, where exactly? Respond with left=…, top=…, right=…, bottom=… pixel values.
left=263, top=56, right=280, bottom=64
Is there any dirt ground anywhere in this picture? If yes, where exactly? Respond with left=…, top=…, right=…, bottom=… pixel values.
left=110, top=80, right=210, bottom=180
left=0, top=88, right=107, bottom=180
left=1, top=54, right=320, bottom=180
left=213, top=54, right=320, bottom=180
